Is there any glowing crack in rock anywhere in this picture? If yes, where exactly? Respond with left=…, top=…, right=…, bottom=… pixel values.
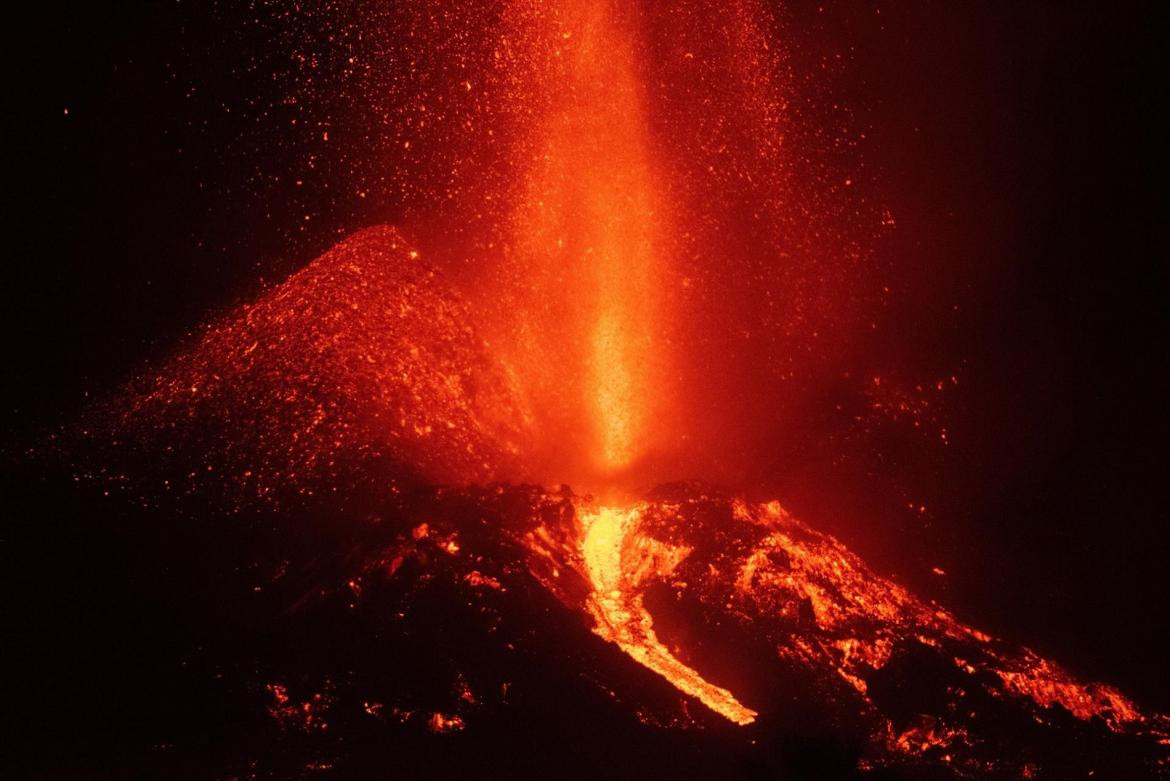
left=579, top=502, right=758, bottom=726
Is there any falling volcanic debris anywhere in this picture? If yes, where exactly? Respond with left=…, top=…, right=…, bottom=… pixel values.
left=21, top=0, right=1169, bottom=779
left=90, top=225, right=528, bottom=502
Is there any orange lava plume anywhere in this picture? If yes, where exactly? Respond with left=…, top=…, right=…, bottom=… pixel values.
left=469, top=0, right=674, bottom=490
left=431, top=0, right=875, bottom=492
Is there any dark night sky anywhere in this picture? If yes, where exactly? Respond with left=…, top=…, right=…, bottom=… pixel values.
left=3, top=0, right=1168, bottom=766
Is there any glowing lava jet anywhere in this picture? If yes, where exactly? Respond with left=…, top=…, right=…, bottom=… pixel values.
left=479, top=0, right=675, bottom=487
left=480, top=0, right=741, bottom=710
left=528, top=4, right=664, bottom=475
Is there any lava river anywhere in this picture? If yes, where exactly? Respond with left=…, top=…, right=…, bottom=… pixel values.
left=579, top=503, right=758, bottom=725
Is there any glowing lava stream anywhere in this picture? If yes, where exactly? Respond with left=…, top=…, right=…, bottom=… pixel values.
left=579, top=504, right=759, bottom=726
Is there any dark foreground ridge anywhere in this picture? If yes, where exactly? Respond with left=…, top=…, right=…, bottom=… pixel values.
left=6, top=463, right=1168, bottom=779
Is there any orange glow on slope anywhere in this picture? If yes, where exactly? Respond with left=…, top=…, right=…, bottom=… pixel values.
left=721, top=497, right=1148, bottom=736
left=526, top=489, right=1161, bottom=741
left=578, top=502, right=758, bottom=725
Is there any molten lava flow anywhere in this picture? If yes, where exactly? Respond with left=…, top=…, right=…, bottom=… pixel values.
left=352, top=484, right=1168, bottom=774
left=579, top=502, right=758, bottom=726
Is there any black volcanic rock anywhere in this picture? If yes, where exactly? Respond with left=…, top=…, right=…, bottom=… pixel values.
left=7, top=469, right=1166, bottom=779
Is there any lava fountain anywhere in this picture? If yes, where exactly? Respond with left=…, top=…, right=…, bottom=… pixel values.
left=483, top=0, right=754, bottom=712
left=480, top=0, right=674, bottom=488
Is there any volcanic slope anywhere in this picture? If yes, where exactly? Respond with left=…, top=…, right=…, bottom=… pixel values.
left=40, top=226, right=1170, bottom=778
left=80, top=226, right=527, bottom=506
left=304, top=483, right=1170, bottom=779
left=65, top=480, right=1166, bottom=779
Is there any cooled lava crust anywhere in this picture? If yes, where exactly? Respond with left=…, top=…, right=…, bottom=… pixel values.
left=11, top=467, right=1167, bottom=779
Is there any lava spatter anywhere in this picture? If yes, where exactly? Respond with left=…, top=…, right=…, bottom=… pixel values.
left=88, top=226, right=529, bottom=504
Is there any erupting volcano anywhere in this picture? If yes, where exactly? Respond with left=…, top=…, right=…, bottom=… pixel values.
left=10, top=0, right=1168, bottom=779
